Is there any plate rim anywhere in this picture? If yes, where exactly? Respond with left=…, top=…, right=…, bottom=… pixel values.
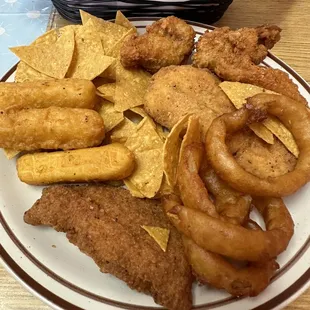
left=0, top=17, right=310, bottom=310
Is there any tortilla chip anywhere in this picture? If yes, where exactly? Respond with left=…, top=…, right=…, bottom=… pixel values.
left=156, top=175, right=174, bottom=198
left=179, top=116, right=201, bottom=162
left=126, top=148, right=163, bottom=198
left=115, top=62, right=151, bottom=112
left=124, top=179, right=144, bottom=198
left=141, top=226, right=170, bottom=252
left=163, top=114, right=191, bottom=187
left=32, top=29, right=58, bottom=46
left=263, top=116, right=299, bottom=157
left=66, top=20, right=115, bottom=80
left=248, top=123, right=274, bottom=144
left=79, top=9, right=128, bottom=52
left=98, top=99, right=124, bottom=132
left=110, top=117, right=137, bottom=144
left=125, top=117, right=163, bottom=152
left=220, top=81, right=298, bottom=156
left=220, top=81, right=275, bottom=145
left=156, top=125, right=168, bottom=142
left=115, top=11, right=137, bottom=32
left=124, top=117, right=164, bottom=198
left=106, top=28, right=135, bottom=58
left=10, top=27, right=75, bottom=79
left=130, top=106, right=148, bottom=118
left=219, top=81, right=276, bottom=108
left=97, top=82, right=115, bottom=103
left=15, top=62, right=54, bottom=83
left=100, top=62, right=117, bottom=80
left=3, top=149, right=20, bottom=160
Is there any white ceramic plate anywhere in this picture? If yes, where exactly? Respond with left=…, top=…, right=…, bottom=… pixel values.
left=0, top=18, right=310, bottom=310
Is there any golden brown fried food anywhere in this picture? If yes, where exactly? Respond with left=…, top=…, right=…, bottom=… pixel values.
left=17, top=144, right=135, bottom=185
left=144, top=65, right=234, bottom=137
left=167, top=185, right=294, bottom=262
left=206, top=94, right=310, bottom=196
left=228, top=128, right=296, bottom=178
left=0, top=107, right=104, bottom=151
left=24, top=185, right=193, bottom=310
left=120, top=16, right=195, bottom=73
left=193, top=25, right=307, bottom=104
left=200, top=164, right=252, bottom=225
left=182, top=236, right=279, bottom=297
left=0, top=79, right=98, bottom=111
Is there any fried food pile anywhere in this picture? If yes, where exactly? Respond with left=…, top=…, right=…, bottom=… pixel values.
left=24, top=185, right=193, bottom=310
left=163, top=116, right=295, bottom=297
left=4, top=10, right=309, bottom=310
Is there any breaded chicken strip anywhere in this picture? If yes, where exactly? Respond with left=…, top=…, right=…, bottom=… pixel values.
left=193, top=25, right=306, bottom=104
left=24, top=185, right=192, bottom=310
left=120, top=16, right=195, bottom=73
left=144, top=65, right=234, bottom=137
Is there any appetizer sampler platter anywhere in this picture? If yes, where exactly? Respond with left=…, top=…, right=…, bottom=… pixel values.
left=0, top=15, right=310, bottom=310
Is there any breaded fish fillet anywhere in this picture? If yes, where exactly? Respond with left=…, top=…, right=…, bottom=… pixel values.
left=120, top=16, right=195, bottom=73
left=24, top=185, right=192, bottom=310
left=193, top=25, right=306, bottom=104
left=144, top=65, right=234, bottom=137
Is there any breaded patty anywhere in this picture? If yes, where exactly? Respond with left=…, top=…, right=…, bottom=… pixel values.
left=24, top=185, right=192, bottom=310
left=228, top=129, right=296, bottom=178
left=144, top=65, right=234, bottom=137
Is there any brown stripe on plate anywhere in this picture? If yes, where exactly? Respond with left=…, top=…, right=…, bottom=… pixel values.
left=0, top=244, right=84, bottom=310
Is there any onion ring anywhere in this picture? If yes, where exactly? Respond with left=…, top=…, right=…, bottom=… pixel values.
left=205, top=93, right=310, bottom=197
left=177, top=142, right=218, bottom=217
left=200, top=163, right=252, bottom=225
left=167, top=196, right=294, bottom=262
left=163, top=143, right=282, bottom=296
left=162, top=193, right=280, bottom=296
left=182, top=237, right=279, bottom=297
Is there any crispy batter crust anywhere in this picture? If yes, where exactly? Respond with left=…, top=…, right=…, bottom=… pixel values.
left=193, top=25, right=306, bottom=104
left=24, top=185, right=192, bottom=310
left=120, top=16, right=195, bottom=73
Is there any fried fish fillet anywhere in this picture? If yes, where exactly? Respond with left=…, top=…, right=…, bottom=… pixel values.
left=24, top=185, right=192, bottom=310
left=120, top=16, right=195, bottom=73
left=144, top=65, right=234, bottom=136
left=193, top=25, right=306, bottom=104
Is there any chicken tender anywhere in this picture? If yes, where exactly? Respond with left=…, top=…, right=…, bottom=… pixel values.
left=0, top=107, right=104, bottom=151
left=193, top=25, right=306, bottom=104
left=144, top=65, right=234, bottom=136
left=0, top=79, right=99, bottom=111
left=120, top=16, right=195, bottom=73
left=24, top=185, right=192, bottom=310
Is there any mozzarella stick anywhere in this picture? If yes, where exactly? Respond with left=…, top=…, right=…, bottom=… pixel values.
left=0, top=107, right=104, bottom=151
left=17, top=144, right=135, bottom=185
left=0, top=79, right=99, bottom=110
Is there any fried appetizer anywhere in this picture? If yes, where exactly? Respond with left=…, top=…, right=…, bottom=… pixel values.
left=144, top=65, right=234, bottom=136
left=0, top=79, right=99, bottom=111
left=24, top=185, right=193, bottom=310
left=120, top=16, right=195, bottom=73
left=193, top=25, right=307, bottom=104
left=0, top=107, right=104, bottom=151
left=17, top=144, right=135, bottom=185
left=206, top=94, right=310, bottom=196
